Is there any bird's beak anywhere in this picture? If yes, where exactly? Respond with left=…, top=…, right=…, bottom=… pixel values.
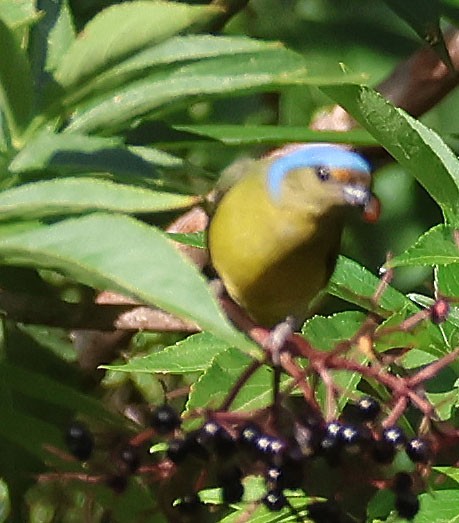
left=343, top=184, right=381, bottom=223
left=342, top=183, right=372, bottom=207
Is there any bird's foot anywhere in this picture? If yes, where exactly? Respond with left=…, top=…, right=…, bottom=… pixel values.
left=264, top=316, right=297, bottom=366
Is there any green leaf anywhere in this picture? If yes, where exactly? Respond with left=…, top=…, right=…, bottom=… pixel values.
left=75, top=35, right=283, bottom=103
left=382, top=0, right=453, bottom=69
left=66, top=50, right=364, bottom=134
left=0, top=0, right=37, bottom=31
left=55, top=1, right=219, bottom=89
left=0, top=17, right=33, bottom=143
left=303, top=312, right=368, bottom=411
left=0, top=479, right=10, bottom=523
left=328, top=256, right=415, bottom=316
left=433, top=466, right=459, bottom=485
left=171, top=124, right=377, bottom=147
left=415, top=490, right=459, bottom=523
left=44, top=0, right=76, bottom=72
left=0, top=213, right=253, bottom=351
left=167, top=232, right=206, bottom=249
left=185, top=347, right=274, bottom=423
left=425, top=389, right=458, bottom=420
left=10, top=130, right=126, bottom=172
left=0, top=177, right=199, bottom=221
left=388, top=225, right=459, bottom=268
left=320, top=84, right=459, bottom=222
left=2, top=361, right=121, bottom=425
left=102, top=332, right=232, bottom=374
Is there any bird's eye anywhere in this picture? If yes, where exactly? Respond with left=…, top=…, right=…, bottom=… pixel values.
left=315, top=166, right=331, bottom=181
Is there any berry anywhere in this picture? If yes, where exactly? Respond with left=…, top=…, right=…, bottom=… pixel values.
left=307, top=500, right=342, bottom=523
left=371, top=439, right=396, bottom=464
left=197, top=421, right=236, bottom=456
left=382, top=426, right=406, bottom=447
left=238, top=424, right=262, bottom=449
left=395, top=491, right=420, bottom=520
left=262, top=489, right=287, bottom=511
left=219, top=469, right=244, bottom=504
left=150, top=405, right=181, bottom=435
left=254, top=435, right=286, bottom=462
left=339, top=425, right=361, bottom=448
left=266, top=466, right=284, bottom=490
left=326, top=421, right=343, bottom=438
left=393, top=472, right=413, bottom=493
left=106, top=474, right=128, bottom=494
left=65, top=421, right=94, bottom=461
left=405, top=438, right=431, bottom=464
left=118, top=444, right=140, bottom=474
left=166, top=438, right=189, bottom=464
left=177, top=494, right=202, bottom=515
left=355, top=396, right=381, bottom=421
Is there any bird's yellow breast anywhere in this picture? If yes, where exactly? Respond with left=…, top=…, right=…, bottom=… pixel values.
left=208, top=169, right=344, bottom=327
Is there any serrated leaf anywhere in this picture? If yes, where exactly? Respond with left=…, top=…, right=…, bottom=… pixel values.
left=388, top=224, right=459, bottom=268
left=328, top=256, right=415, bottom=316
left=103, top=332, right=231, bottom=374
left=0, top=177, right=199, bottom=221
left=433, top=466, right=459, bottom=485
left=321, top=85, right=459, bottom=223
left=0, top=213, right=254, bottom=351
left=415, top=490, right=459, bottom=523
left=0, top=17, right=33, bottom=142
left=303, top=312, right=367, bottom=411
left=55, top=1, right=218, bottom=89
left=167, top=232, right=206, bottom=249
left=185, top=347, right=274, bottom=422
left=425, top=389, right=458, bottom=420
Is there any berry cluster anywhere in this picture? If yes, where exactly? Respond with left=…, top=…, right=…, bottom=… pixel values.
left=61, top=395, right=431, bottom=522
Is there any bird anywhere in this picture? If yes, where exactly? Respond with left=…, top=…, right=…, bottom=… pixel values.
left=208, top=143, right=378, bottom=329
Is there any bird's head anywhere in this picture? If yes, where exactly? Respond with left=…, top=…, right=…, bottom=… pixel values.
left=266, top=143, right=379, bottom=221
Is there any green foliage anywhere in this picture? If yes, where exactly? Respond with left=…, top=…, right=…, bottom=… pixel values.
left=0, top=0, right=458, bottom=521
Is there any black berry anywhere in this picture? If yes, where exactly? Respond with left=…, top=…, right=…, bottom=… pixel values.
left=166, top=438, right=189, bottom=464
left=371, top=439, right=396, bottom=464
left=307, top=500, right=343, bottom=523
left=355, top=396, right=381, bottom=421
left=339, top=425, right=361, bottom=448
left=262, top=489, right=287, bottom=511
left=118, top=444, right=140, bottom=474
left=177, top=494, right=202, bottom=515
left=197, top=421, right=235, bottom=456
left=266, top=466, right=284, bottom=490
left=238, top=424, right=262, bottom=450
left=220, top=468, right=244, bottom=504
left=106, top=474, right=128, bottom=494
left=395, top=491, right=420, bottom=520
left=382, top=426, right=406, bottom=447
left=393, top=472, right=414, bottom=493
left=65, top=421, right=94, bottom=461
left=405, top=437, right=431, bottom=464
left=150, top=405, right=181, bottom=435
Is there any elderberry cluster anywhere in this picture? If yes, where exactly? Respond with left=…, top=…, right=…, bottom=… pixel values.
left=62, top=397, right=430, bottom=522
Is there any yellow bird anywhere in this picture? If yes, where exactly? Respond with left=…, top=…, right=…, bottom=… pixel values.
left=208, top=143, right=377, bottom=328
